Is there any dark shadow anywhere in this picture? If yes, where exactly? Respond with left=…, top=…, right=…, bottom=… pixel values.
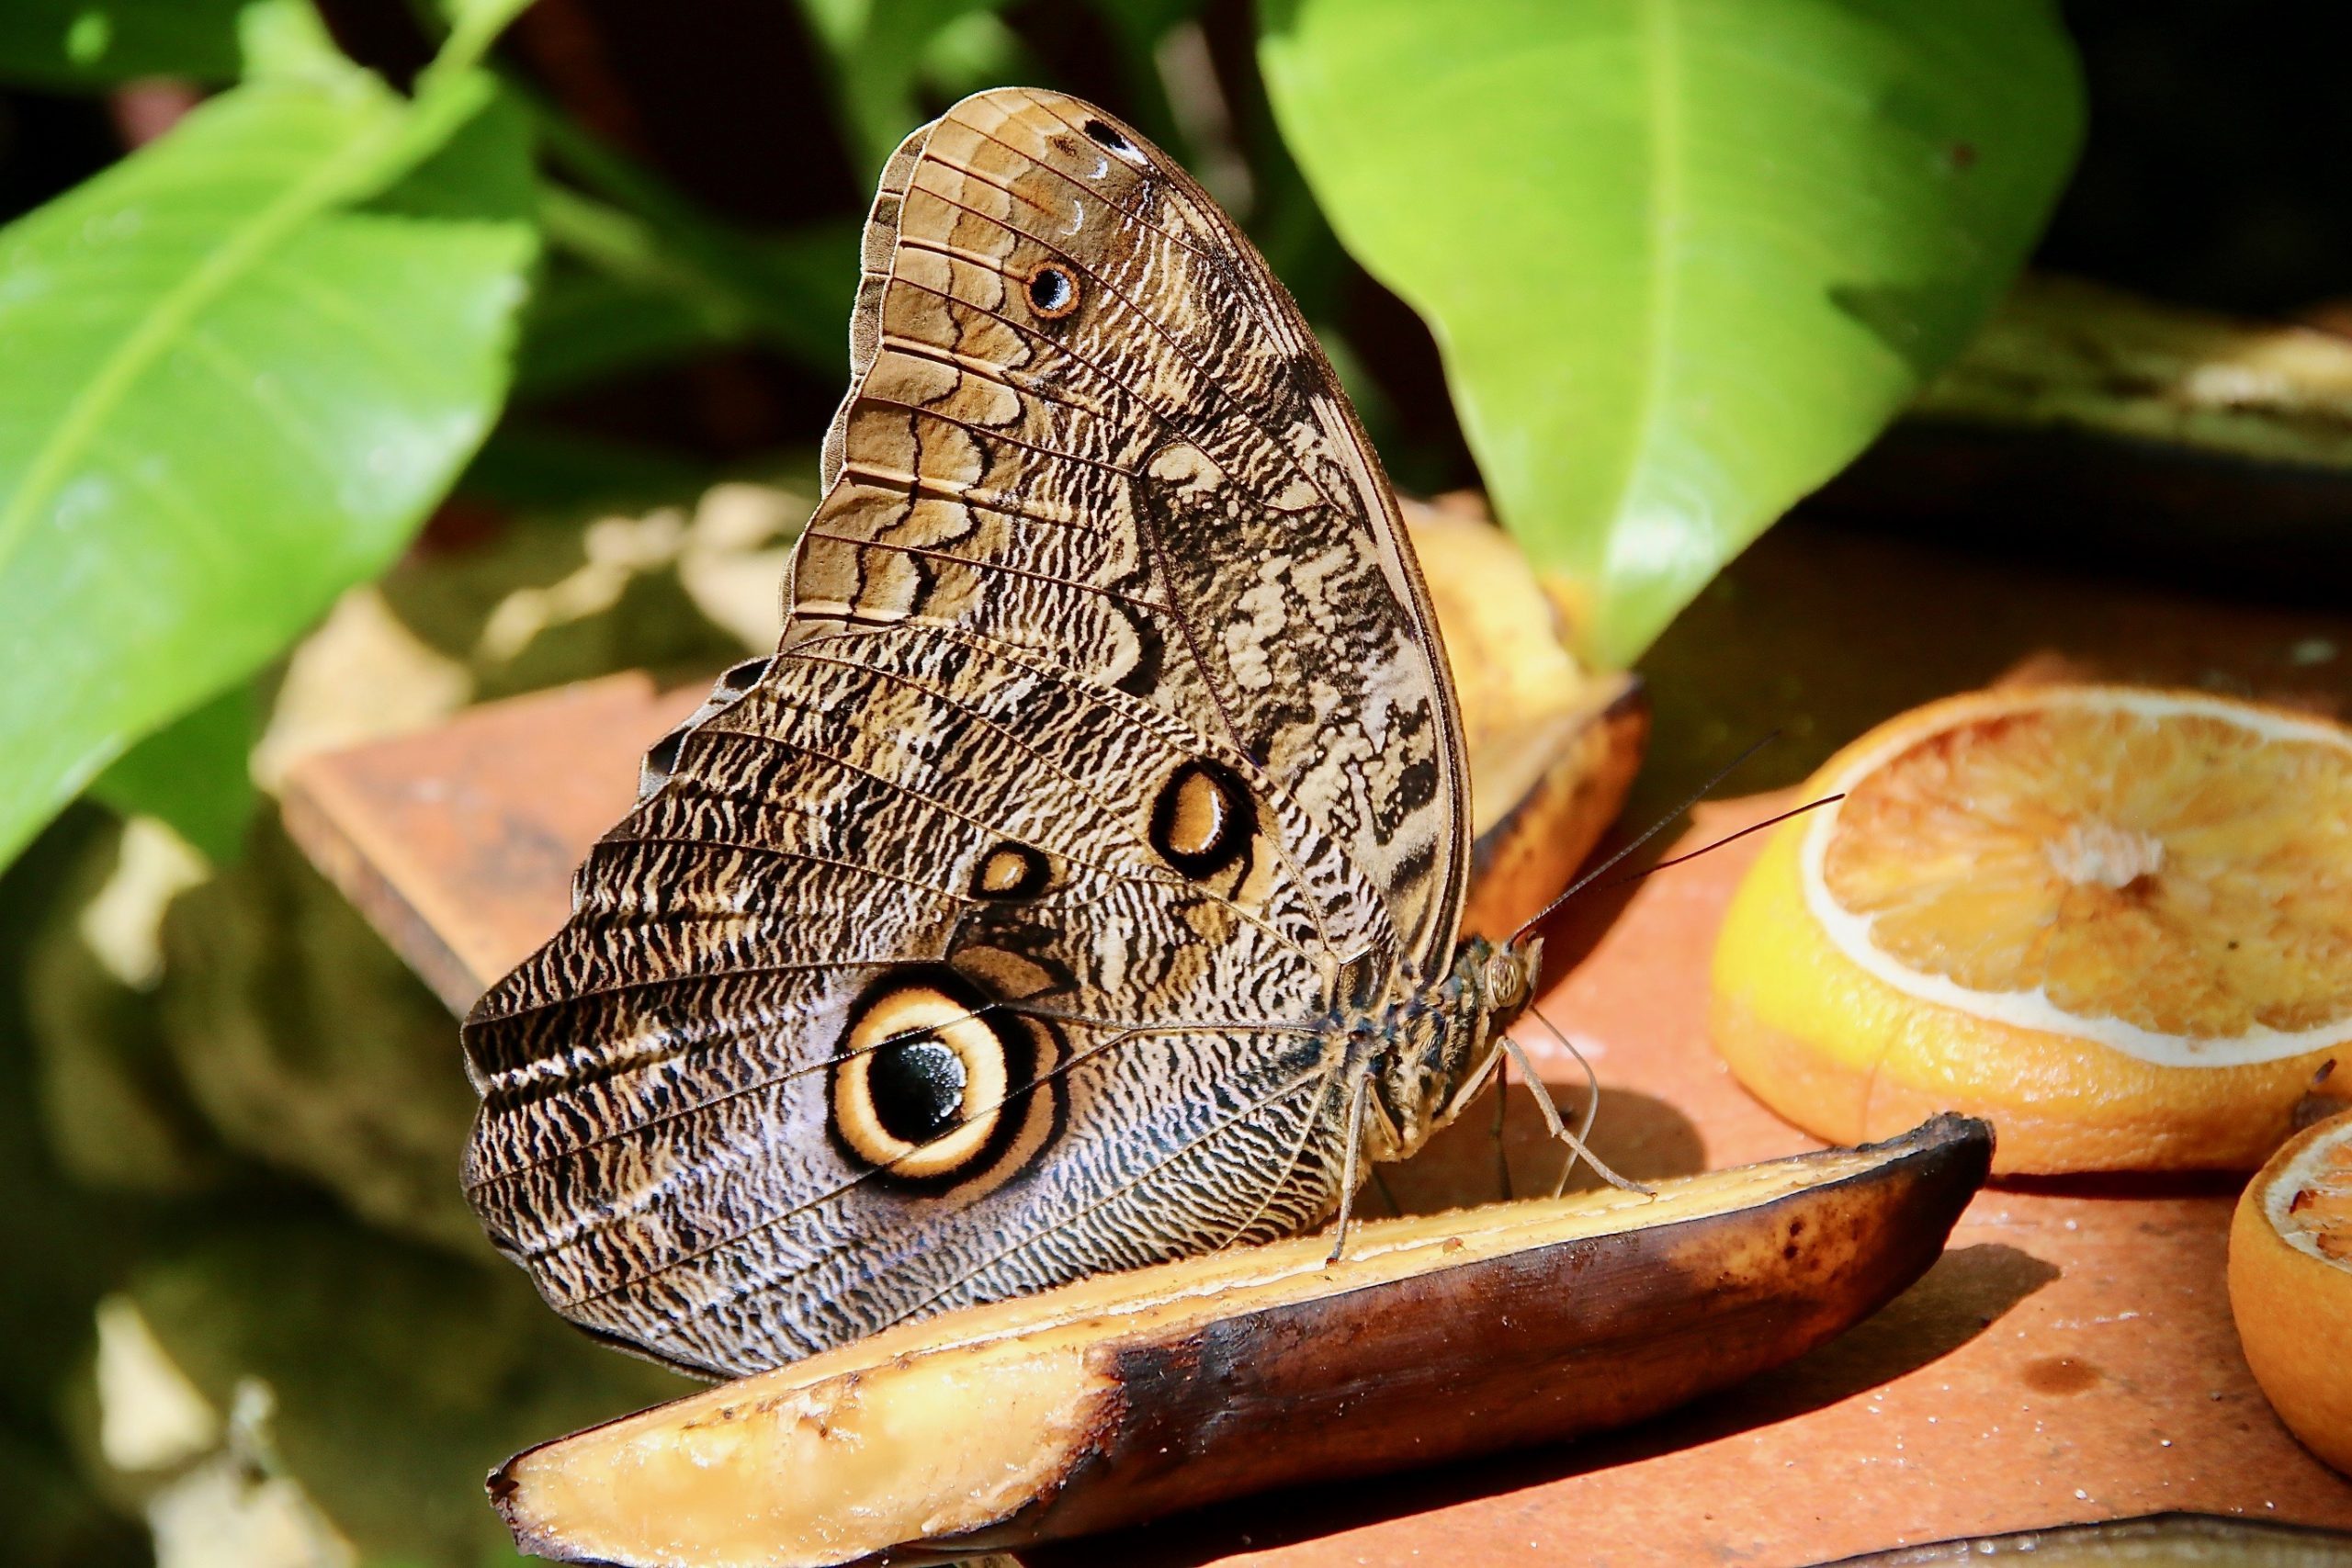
left=1816, top=1512, right=2352, bottom=1565
left=1828, top=278, right=1982, bottom=383
left=1373, top=1086, right=1706, bottom=1218
left=1810, top=423, right=2352, bottom=618
left=1993, top=1168, right=2247, bottom=1202
left=1704, top=1243, right=2062, bottom=1427
left=1035, top=1242, right=2056, bottom=1568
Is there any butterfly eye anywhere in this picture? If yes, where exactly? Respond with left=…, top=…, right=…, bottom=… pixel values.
left=1025, top=263, right=1080, bottom=320
left=1483, top=953, right=1525, bottom=1009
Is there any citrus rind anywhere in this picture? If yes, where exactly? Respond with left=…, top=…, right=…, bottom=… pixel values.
left=2229, top=1110, right=2352, bottom=1476
left=2262, top=1112, right=2352, bottom=1267
left=1797, top=686, right=2352, bottom=1070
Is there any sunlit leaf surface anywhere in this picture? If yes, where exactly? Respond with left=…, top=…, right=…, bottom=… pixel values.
left=1261, top=0, right=2084, bottom=665
left=0, top=74, right=537, bottom=868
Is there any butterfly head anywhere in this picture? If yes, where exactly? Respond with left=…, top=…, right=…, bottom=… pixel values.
left=1476, top=936, right=1544, bottom=1030
left=1364, top=936, right=1547, bottom=1161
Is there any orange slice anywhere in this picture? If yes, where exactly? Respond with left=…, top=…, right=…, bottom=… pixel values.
left=1711, top=684, right=2352, bottom=1172
left=2230, top=1109, right=2352, bottom=1474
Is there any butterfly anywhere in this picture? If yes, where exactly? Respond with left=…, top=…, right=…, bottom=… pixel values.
left=458, top=86, right=1556, bottom=1379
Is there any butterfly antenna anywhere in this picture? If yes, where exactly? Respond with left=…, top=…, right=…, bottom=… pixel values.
left=1504, top=1005, right=1652, bottom=1198
left=1577, top=794, right=1846, bottom=900
left=1507, top=730, right=1785, bottom=945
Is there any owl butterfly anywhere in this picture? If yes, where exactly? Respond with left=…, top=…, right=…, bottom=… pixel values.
left=460, top=87, right=1558, bottom=1380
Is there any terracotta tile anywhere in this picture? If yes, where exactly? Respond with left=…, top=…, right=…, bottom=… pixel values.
left=282, top=674, right=700, bottom=1010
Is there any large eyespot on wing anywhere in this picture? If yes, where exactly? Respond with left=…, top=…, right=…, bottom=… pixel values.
left=825, top=965, right=1063, bottom=1198
left=458, top=615, right=1376, bottom=1375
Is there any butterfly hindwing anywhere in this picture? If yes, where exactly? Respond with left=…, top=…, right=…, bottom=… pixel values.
left=465, top=628, right=1377, bottom=1372
left=461, top=89, right=1470, bottom=1376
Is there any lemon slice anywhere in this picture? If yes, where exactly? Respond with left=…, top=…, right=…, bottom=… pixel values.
left=1713, top=685, right=2352, bottom=1172
left=2231, top=1109, right=2352, bottom=1475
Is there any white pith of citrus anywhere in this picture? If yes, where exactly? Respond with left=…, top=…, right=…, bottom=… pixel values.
left=1797, top=686, right=2352, bottom=1070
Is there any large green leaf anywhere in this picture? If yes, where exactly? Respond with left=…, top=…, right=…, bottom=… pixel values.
left=1261, top=0, right=2084, bottom=666
left=0, top=70, right=537, bottom=870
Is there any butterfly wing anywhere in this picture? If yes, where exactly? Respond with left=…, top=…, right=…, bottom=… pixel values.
left=815, top=91, right=1469, bottom=954
left=461, top=90, right=1468, bottom=1377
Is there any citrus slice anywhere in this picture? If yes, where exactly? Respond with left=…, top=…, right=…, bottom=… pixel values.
left=1711, top=684, right=2352, bottom=1172
left=2230, top=1109, right=2352, bottom=1475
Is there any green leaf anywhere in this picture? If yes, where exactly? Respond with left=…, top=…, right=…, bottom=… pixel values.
left=235, top=0, right=348, bottom=84
left=800, top=0, right=1013, bottom=176
left=0, top=0, right=247, bottom=86
left=525, top=92, right=862, bottom=377
left=0, top=0, right=346, bottom=87
left=0, top=73, right=538, bottom=871
left=368, top=77, right=537, bottom=223
left=1261, top=0, right=2085, bottom=666
left=424, top=0, right=539, bottom=86
left=88, top=681, right=257, bottom=862
left=530, top=180, right=857, bottom=383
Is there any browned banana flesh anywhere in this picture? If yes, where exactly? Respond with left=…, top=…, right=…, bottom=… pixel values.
left=493, top=1115, right=1992, bottom=1567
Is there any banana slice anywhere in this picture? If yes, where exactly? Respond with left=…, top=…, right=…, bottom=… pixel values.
left=493, top=1116, right=1990, bottom=1567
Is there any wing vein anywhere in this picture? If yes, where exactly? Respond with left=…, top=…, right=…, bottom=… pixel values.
left=781, top=642, right=1324, bottom=958
left=853, top=1056, right=1336, bottom=1341
left=801, top=526, right=1164, bottom=613
left=553, top=1021, right=1333, bottom=1311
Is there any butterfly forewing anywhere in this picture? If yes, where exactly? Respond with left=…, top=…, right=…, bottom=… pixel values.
left=461, top=88, right=1470, bottom=1376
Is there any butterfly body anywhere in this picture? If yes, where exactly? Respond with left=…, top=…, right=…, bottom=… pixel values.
left=461, top=88, right=1542, bottom=1379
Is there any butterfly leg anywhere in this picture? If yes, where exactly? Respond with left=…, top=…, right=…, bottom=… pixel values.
left=1490, top=1058, right=1515, bottom=1202
left=1498, top=1032, right=1653, bottom=1199
left=1325, top=1069, right=1374, bottom=1265
left=1439, top=1048, right=1514, bottom=1213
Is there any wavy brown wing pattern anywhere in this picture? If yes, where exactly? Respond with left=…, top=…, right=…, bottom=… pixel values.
left=459, top=88, right=1470, bottom=1378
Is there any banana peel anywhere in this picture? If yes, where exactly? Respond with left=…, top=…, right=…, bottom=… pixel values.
left=492, top=1115, right=1990, bottom=1566
left=1402, top=495, right=1647, bottom=940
